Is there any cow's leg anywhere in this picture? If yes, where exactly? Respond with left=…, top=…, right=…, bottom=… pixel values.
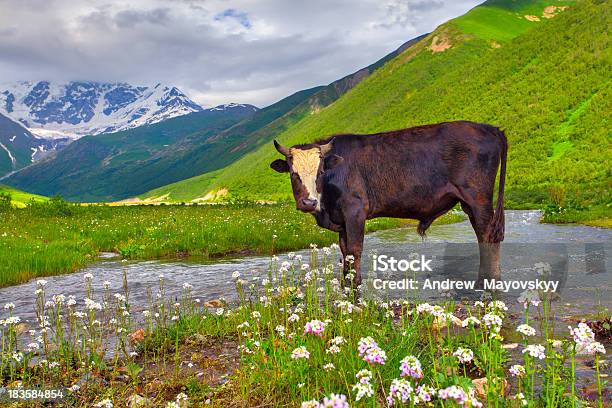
left=460, top=200, right=501, bottom=285
left=343, top=211, right=366, bottom=288
left=339, top=228, right=348, bottom=269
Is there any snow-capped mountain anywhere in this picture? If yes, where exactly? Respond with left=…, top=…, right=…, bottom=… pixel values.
left=0, top=112, right=68, bottom=177
left=0, top=81, right=204, bottom=139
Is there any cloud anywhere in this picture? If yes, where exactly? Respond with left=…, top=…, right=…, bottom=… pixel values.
left=0, top=0, right=481, bottom=107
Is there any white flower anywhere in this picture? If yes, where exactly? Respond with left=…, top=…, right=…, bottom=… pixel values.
left=585, top=341, right=606, bottom=355
left=488, top=300, right=508, bottom=311
left=4, top=302, right=15, bottom=310
left=483, top=313, right=503, bottom=328
left=453, top=347, right=474, bottom=364
left=352, top=381, right=374, bottom=401
left=517, top=324, right=537, bottom=337
left=522, top=344, right=546, bottom=360
left=291, top=346, right=310, bottom=359
left=36, top=279, right=47, bottom=287
left=301, top=400, right=320, bottom=408
left=94, top=399, right=113, bottom=408
left=461, top=316, right=481, bottom=327
left=509, top=364, right=526, bottom=377
left=232, top=271, right=241, bottom=279
left=83, top=273, right=93, bottom=281
left=323, top=363, right=335, bottom=371
left=568, top=323, right=595, bottom=347
left=517, top=289, right=540, bottom=308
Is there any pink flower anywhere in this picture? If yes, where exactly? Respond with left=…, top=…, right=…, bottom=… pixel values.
left=399, top=355, right=423, bottom=379
left=304, top=320, right=327, bottom=337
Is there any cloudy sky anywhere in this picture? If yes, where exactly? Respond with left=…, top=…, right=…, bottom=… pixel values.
left=0, top=0, right=482, bottom=107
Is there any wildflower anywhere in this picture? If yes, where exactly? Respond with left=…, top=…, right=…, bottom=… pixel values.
left=215, top=308, right=224, bottom=316
left=94, top=399, right=113, bottom=408
left=522, top=344, right=546, bottom=360
left=182, top=282, right=193, bottom=290
left=438, top=386, right=467, bottom=405
left=352, top=382, right=374, bottom=401
left=453, top=347, right=474, bottom=364
left=291, top=346, right=310, bottom=359
left=84, top=298, right=102, bottom=311
left=114, top=293, right=126, bottom=302
left=326, top=345, right=341, bottom=354
left=585, top=341, right=606, bottom=355
left=251, top=311, right=261, bottom=320
left=83, top=273, right=93, bottom=281
left=355, top=369, right=372, bottom=384
left=36, top=279, right=47, bottom=287
left=387, top=378, right=413, bottom=406
left=103, top=280, right=111, bottom=289
left=4, top=302, right=15, bottom=310
left=517, top=324, right=536, bottom=337
left=232, top=271, right=241, bottom=279
left=304, top=319, right=327, bottom=337
left=507, top=365, right=525, bottom=378
left=474, top=301, right=485, bottom=308
left=515, top=392, right=528, bottom=406
left=483, top=313, right=503, bottom=329
left=322, top=393, right=349, bottom=408
left=330, top=336, right=345, bottom=345
left=462, top=316, right=481, bottom=327
left=414, top=385, right=436, bottom=404
left=568, top=322, right=595, bottom=347
left=323, top=363, right=335, bottom=371
left=358, top=336, right=387, bottom=365
left=301, top=400, right=321, bottom=408
left=517, top=289, right=540, bottom=308
left=399, top=355, right=423, bottom=379
left=488, top=300, right=508, bottom=311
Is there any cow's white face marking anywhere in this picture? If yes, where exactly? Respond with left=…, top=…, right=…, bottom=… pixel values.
left=290, top=147, right=322, bottom=211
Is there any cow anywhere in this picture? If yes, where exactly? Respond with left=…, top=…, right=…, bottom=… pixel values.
left=270, top=121, right=507, bottom=287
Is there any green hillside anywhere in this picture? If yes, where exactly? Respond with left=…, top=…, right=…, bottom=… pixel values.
left=0, top=184, right=47, bottom=207
left=144, top=0, right=610, bottom=216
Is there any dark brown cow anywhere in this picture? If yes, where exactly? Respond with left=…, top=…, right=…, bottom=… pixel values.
left=270, top=121, right=507, bottom=286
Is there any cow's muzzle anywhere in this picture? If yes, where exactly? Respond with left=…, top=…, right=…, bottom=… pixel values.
left=299, top=198, right=318, bottom=213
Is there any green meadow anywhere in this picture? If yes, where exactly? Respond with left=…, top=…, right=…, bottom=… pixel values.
left=0, top=196, right=463, bottom=287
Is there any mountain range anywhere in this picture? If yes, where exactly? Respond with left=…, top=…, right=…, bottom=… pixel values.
left=0, top=81, right=204, bottom=139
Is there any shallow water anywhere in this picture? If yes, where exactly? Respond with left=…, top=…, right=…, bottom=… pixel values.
left=1, top=211, right=610, bottom=329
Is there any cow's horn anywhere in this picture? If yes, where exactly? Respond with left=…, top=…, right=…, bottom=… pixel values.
left=319, top=137, right=335, bottom=155
left=274, top=140, right=290, bottom=156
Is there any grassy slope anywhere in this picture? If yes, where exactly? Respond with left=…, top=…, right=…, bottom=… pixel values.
left=0, top=184, right=47, bottom=207
left=144, top=0, right=610, bottom=221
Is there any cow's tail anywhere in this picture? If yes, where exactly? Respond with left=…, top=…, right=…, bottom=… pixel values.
left=485, top=127, right=507, bottom=243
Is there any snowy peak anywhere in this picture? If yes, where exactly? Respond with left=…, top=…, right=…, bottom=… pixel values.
left=207, top=102, right=258, bottom=112
left=0, top=81, right=204, bottom=139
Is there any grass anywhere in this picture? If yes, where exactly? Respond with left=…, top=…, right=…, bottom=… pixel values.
left=0, top=184, right=47, bottom=207
left=0, top=198, right=463, bottom=287
left=0, top=247, right=607, bottom=407
left=541, top=203, right=611, bottom=227
left=143, top=0, right=610, bottom=224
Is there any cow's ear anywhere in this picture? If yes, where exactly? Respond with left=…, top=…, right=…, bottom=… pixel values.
left=270, top=159, right=289, bottom=173
left=325, top=154, right=344, bottom=170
